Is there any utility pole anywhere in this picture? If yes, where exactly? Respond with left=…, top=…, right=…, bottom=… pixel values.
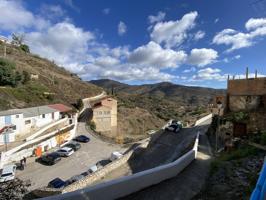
left=4, top=44, right=6, bottom=58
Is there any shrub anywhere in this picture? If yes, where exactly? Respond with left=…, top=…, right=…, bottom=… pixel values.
left=89, top=121, right=96, bottom=130
left=20, top=44, right=30, bottom=53
left=76, top=98, right=84, bottom=111
left=22, top=71, right=30, bottom=84
left=0, top=58, right=21, bottom=87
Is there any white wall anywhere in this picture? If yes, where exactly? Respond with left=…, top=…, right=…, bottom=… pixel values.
left=0, top=114, right=24, bottom=136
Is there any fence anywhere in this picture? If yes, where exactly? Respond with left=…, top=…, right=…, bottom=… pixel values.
left=42, top=132, right=200, bottom=200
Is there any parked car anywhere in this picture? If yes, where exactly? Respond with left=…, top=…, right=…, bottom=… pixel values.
left=63, top=141, right=81, bottom=151
left=88, top=165, right=98, bottom=173
left=110, top=152, right=123, bottom=161
left=57, top=147, right=74, bottom=157
left=0, top=165, right=16, bottom=183
left=39, top=152, right=61, bottom=165
left=165, top=124, right=181, bottom=133
left=48, top=178, right=66, bottom=188
left=96, top=159, right=112, bottom=168
left=73, top=135, right=90, bottom=143
left=66, top=174, right=85, bottom=184
left=171, top=120, right=183, bottom=128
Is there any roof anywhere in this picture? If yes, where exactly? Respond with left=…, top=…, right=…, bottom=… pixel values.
left=48, top=104, right=72, bottom=113
left=20, top=106, right=58, bottom=118
left=0, top=109, right=22, bottom=117
left=92, top=98, right=117, bottom=109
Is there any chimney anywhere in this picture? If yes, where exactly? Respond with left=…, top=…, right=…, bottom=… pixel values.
left=255, top=69, right=258, bottom=79
left=246, top=67, right=249, bottom=79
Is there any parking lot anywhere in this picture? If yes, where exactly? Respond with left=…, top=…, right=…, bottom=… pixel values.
left=16, top=122, right=126, bottom=190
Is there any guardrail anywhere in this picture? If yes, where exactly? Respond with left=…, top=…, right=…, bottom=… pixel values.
left=42, top=132, right=200, bottom=200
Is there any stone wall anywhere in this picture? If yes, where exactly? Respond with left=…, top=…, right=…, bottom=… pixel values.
left=228, top=78, right=266, bottom=96
left=229, top=95, right=261, bottom=112
left=247, top=112, right=266, bottom=133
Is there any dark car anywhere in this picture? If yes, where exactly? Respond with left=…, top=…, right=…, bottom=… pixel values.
left=39, top=152, right=61, bottom=165
left=63, top=141, right=81, bottom=151
left=73, top=135, right=90, bottom=143
left=165, top=124, right=181, bottom=133
left=96, top=159, right=112, bottom=168
left=48, top=178, right=66, bottom=188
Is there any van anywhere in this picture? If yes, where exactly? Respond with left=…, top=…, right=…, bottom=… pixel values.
left=0, top=165, right=16, bottom=182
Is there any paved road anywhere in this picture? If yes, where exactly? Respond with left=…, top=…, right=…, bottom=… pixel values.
left=17, top=122, right=125, bottom=191
left=120, top=119, right=212, bottom=200
left=98, top=119, right=212, bottom=183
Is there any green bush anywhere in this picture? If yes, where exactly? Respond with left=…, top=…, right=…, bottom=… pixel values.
left=89, top=121, right=96, bottom=130
left=0, top=58, right=21, bottom=87
left=76, top=98, right=84, bottom=111
left=20, top=44, right=30, bottom=53
left=220, top=146, right=257, bottom=161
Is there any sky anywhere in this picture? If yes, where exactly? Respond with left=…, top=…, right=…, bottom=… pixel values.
left=1, top=0, right=266, bottom=88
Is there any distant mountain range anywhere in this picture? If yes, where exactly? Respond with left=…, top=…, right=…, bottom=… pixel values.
left=90, top=79, right=225, bottom=138
left=90, top=79, right=226, bottom=107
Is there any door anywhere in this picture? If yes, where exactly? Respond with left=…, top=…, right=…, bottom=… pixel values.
left=233, top=123, right=247, bottom=137
left=4, top=115, right=11, bottom=125
left=52, top=112, right=54, bottom=120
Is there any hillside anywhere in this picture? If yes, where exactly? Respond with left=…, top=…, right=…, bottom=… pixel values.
left=90, top=79, right=226, bottom=125
left=0, top=41, right=102, bottom=110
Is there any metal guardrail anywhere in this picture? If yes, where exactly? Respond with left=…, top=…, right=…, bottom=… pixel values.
left=42, top=132, right=200, bottom=200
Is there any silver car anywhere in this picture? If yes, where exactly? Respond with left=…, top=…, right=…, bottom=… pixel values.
left=57, top=147, right=74, bottom=157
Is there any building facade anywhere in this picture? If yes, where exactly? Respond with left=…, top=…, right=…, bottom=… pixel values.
left=92, top=98, right=117, bottom=134
left=0, top=104, right=72, bottom=145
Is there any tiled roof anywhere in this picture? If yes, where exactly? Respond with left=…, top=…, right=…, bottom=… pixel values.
left=48, top=104, right=72, bottom=113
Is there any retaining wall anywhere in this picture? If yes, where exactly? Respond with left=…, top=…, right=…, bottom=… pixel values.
left=195, top=114, right=213, bottom=126
left=42, top=133, right=200, bottom=200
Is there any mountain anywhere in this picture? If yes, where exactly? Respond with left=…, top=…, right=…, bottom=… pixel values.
left=90, top=79, right=226, bottom=125
left=0, top=41, right=102, bottom=110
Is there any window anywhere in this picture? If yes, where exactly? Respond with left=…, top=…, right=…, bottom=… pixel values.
left=12, top=125, right=16, bottom=130
left=16, top=115, right=19, bottom=118
left=25, top=120, right=31, bottom=125
left=42, top=114, right=45, bottom=118
left=98, top=111, right=102, bottom=115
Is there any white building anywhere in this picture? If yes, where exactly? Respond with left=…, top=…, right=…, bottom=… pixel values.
left=0, top=105, right=62, bottom=145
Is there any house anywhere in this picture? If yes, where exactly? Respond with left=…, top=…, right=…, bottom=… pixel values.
left=92, top=98, right=117, bottom=134
left=217, top=68, right=266, bottom=136
left=0, top=104, right=73, bottom=145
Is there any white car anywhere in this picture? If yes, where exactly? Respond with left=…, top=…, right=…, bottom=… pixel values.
left=0, top=164, right=16, bottom=183
left=56, top=147, right=74, bottom=157
left=110, top=151, right=123, bottom=161
left=88, top=165, right=98, bottom=173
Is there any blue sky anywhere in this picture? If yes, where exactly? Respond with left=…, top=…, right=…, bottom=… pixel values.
left=1, top=0, right=266, bottom=88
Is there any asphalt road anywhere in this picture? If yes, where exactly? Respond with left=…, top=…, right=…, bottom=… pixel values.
left=16, top=122, right=125, bottom=191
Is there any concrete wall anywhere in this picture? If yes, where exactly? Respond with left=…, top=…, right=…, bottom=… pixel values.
left=195, top=114, right=213, bottom=126
left=0, top=113, right=24, bottom=136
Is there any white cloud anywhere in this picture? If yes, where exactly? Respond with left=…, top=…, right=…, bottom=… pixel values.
left=187, top=48, right=218, bottom=67
left=183, top=67, right=196, bottom=73
left=40, top=4, right=66, bottom=20
left=245, top=18, right=266, bottom=30
left=0, top=0, right=35, bottom=31
left=150, top=11, right=198, bottom=48
left=214, top=18, right=219, bottom=24
left=213, top=17, right=266, bottom=52
left=118, top=21, right=127, bottom=36
left=194, top=30, right=205, bottom=41
left=235, top=55, right=241, bottom=59
left=102, top=8, right=110, bottom=15
left=25, top=22, right=94, bottom=74
left=128, top=41, right=187, bottom=68
left=193, top=67, right=227, bottom=81
left=148, top=11, right=166, bottom=24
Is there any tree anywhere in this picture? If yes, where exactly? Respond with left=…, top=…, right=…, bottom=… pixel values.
left=20, top=44, right=30, bottom=53
left=22, top=70, right=30, bottom=84
left=76, top=98, right=84, bottom=110
left=11, top=33, right=24, bottom=46
left=0, top=58, right=22, bottom=87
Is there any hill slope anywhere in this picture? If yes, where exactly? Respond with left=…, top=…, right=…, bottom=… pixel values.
left=90, top=79, right=226, bottom=125
left=0, top=41, right=102, bottom=110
